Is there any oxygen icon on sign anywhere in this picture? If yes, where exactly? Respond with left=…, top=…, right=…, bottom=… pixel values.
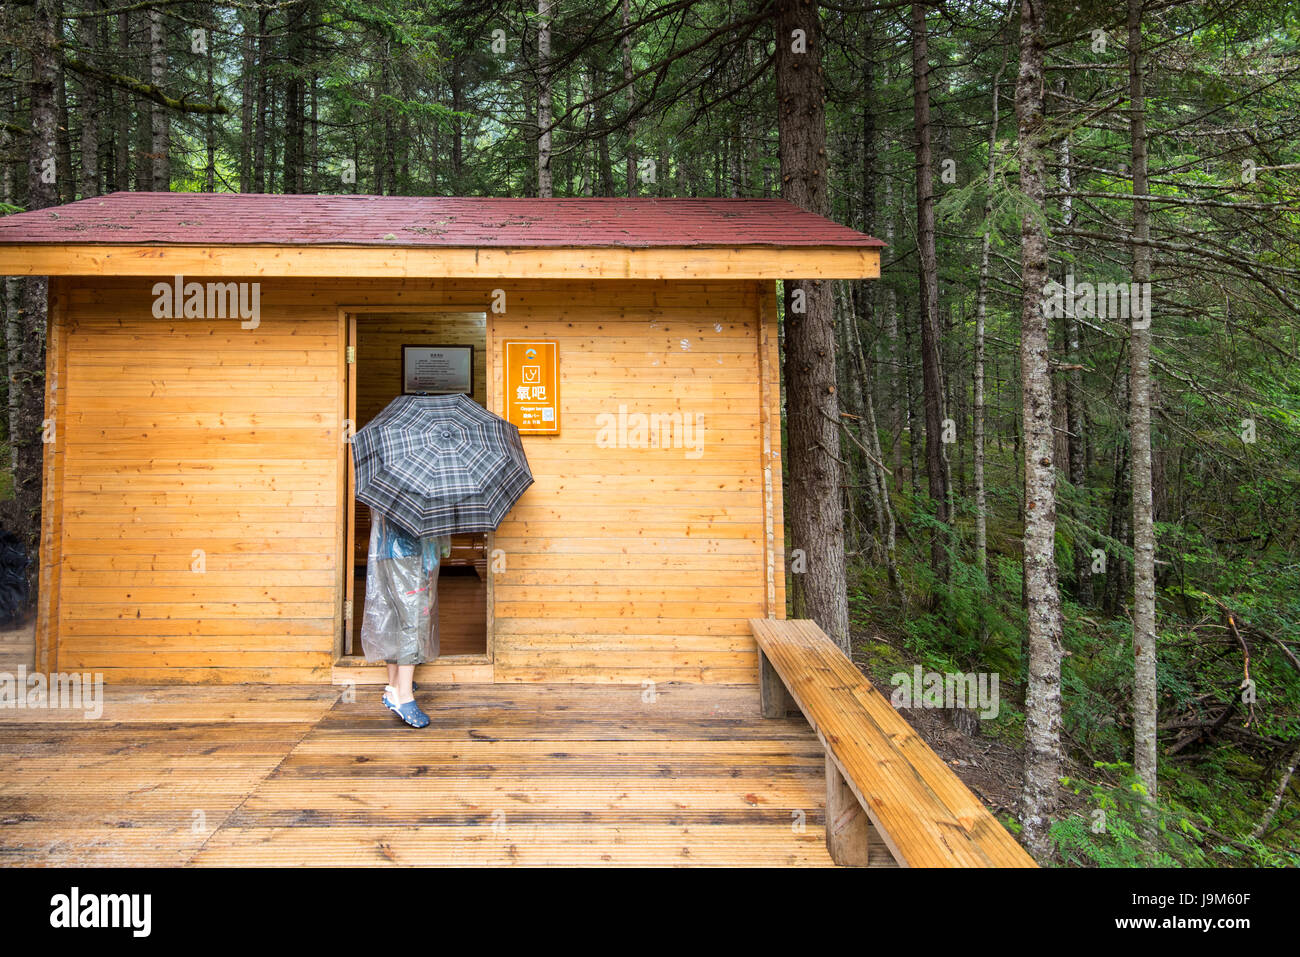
left=522, top=347, right=541, bottom=384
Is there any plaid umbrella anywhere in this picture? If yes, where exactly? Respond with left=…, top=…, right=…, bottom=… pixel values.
left=351, top=393, right=534, bottom=538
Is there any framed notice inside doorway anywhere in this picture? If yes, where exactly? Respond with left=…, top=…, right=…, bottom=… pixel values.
left=402, top=344, right=474, bottom=396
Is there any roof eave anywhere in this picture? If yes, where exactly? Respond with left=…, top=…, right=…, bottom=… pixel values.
left=0, top=243, right=882, bottom=280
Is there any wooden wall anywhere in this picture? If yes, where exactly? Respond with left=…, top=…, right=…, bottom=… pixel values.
left=51, top=278, right=342, bottom=682
left=489, top=281, right=782, bottom=683
left=40, top=277, right=784, bottom=684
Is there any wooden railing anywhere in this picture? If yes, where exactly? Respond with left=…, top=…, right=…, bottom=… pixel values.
left=750, top=618, right=1037, bottom=868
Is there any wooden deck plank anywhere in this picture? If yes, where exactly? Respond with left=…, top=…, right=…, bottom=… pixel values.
left=0, top=684, right=340, bottom=724
left=0, top=681, right=903, bottom=867
left=189, top=824, right=842, bottom=867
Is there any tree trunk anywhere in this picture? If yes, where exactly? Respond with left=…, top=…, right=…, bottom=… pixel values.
left=843, top=283, right=881, bottom=538
left=855, top=31, right=880, bottom=542
left=1014, top=0, right=1064, bottom=863
left=130, top=10, right=149, bottom=191
left=1105, top=377, right=1130, bottom=616
left=884, top=173, right=903, bottom=488
left=1057, top=76, right=1091, bottom=604
left=537, top=0, right=554, bottom=198
left=253, top=5, right=269, bottom=193
left=239, top=8, right=254, bottom=191
left=13, top=0, right=61, bottom=607
left=911, top=2, right=951, bottom=579
left=283, top=0, right=308, bottom=193
left=622, top=0, right=635, bottom=195
left=775, top=0, right=850, bottom=652
left=1128, top=0, right=1159, bottom=839
left=309, top=68, right=319, bottom=193
left=904, top=299, right=921, bottom=496
left=3, top=42, right=19, bottom=480
left=451, top=55, right=464, bottom=186
left=268, top=68, right=280, bottom=192
left=109, top=11, right=128, bottom=192
left=56, top=5, right=74, bottom=204
left=77, top=0, right=100, bottom=199
left=847, top=285, right=901, bottom=594
left=381, top=46, right=396, bottom=193
left=974, top=34, right=1006, bottom=587
left=522, top=78, right=536, bottom=197
left=597, top=103, right=615, bottom=196
left=204, top=5, right=216, bottom=191
left=148, top=5, right=168, bottom=190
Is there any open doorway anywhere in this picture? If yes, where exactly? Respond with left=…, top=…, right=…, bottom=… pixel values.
left=343, top=310, right=490, bottom=661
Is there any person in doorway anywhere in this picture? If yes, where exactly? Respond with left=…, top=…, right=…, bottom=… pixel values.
left=359, top=511, right=450, bottom=728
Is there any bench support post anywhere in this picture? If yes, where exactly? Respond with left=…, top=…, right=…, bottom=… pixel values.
left=759, top=648, right=796, bottom=718
left=825, top=755, right=871, bottom=866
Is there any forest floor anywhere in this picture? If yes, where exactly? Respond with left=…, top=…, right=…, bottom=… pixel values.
left=851, top=625, right=1088, bottom=844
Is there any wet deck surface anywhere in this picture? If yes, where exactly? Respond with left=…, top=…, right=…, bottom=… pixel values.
left=0, top=681, right=897, bottom=866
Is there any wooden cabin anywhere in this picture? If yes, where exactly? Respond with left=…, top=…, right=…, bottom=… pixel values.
left=0, top=193, right=882, bottom=687
left=1, top=195, right=1043, bottom=869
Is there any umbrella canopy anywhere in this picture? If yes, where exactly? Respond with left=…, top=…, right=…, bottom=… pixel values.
left=351, top=393, right=534, bottom=538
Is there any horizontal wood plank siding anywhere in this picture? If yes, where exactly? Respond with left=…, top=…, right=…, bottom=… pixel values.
left=56, top=281, right=341, bottom=683
left=44, top=277, right=773, bottom=683
left=488, top=280, right=765, bottom=683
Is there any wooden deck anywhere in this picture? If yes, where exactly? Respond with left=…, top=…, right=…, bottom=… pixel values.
left=0, top=681, right=898, bottom=866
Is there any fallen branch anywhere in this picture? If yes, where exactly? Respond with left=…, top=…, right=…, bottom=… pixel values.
left=1166, top=701, right=1237, bottom=755
left=1225, top=611, right=1256, bottom=728
left=1251, top=739, right=1300, bottom=840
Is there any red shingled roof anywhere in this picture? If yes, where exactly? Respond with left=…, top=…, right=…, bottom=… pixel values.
left=0, top=192, right=884, bottom=248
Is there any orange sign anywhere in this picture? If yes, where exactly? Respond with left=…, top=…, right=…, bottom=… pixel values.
left=503, top=340, right=560, bottom=434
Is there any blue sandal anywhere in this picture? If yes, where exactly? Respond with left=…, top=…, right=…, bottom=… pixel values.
left=380, top=682, right=419, bottom=707
left=384, top=693, right=430, bottom=729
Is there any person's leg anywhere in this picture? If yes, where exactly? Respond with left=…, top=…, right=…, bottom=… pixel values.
left=382, top=663, right=415, bottom=697
left=380, top=552, right=429, bottom=727
left=393, top=664, right=416, bottom=704
left=382, top=662, right=399, bottom=707
left=385, top=661, right=427, bottom=728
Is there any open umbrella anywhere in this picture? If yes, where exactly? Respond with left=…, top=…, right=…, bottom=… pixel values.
left=351, top=393, right=533, bottom=537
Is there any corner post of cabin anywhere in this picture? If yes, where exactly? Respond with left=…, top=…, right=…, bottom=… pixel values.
left=824, top=754, right=872, bottom=867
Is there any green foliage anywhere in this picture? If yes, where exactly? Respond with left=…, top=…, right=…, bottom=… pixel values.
left=1052, top=763, right=1214, bottom=867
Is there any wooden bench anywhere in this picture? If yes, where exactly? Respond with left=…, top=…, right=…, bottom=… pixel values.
left=750, top=618, right=1037, bottom=868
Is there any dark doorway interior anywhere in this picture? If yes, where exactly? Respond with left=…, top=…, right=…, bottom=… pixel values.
left=346, top=311, right=489, bottom=658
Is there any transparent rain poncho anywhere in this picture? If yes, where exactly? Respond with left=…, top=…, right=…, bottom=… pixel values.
left=359, top=512, right=451, bottom=666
